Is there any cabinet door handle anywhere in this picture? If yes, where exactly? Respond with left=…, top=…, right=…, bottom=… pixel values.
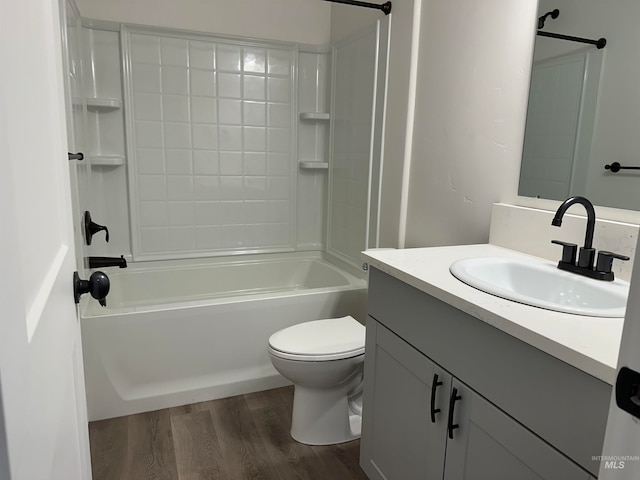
left=430, top=373, right=443, bottom=423
left=447, top=387, right=462, bottom=439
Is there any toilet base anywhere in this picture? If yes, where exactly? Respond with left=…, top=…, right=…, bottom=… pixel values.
left=290, top=384, right=362, bottom=445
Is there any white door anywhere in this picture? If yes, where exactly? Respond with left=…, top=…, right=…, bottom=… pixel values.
left=600, top=239, right=640, bottom=478
left=0, top=0, right=92, bottom=479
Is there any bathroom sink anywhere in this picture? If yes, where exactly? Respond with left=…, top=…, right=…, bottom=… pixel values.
left=449, top=256, right=629, bottom=317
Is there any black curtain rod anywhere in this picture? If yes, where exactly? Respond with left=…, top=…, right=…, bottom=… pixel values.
left=323, top=0, right=392, bottom=15
left=537, top=30, right=607, bottom=49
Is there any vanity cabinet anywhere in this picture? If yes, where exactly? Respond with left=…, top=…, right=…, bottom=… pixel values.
left=361, top=320, right=449, bottom=480
left=362, top=320, right=591, bottom=480
left=360, top=268, right=611, bottom=479
left=444, top=378, right=587, bottom=480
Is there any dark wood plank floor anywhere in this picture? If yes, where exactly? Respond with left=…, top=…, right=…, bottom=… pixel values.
left=89, top=386, right=369, bottom=480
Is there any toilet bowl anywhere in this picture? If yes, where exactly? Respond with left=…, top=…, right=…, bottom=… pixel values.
left=268, top=316, right=365, bottom=446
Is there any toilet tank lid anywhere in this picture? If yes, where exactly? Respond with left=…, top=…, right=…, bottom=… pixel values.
left=268, top=316, right=365, bottom=357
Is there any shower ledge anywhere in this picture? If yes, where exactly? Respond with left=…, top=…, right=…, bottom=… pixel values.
left=85, top=97, right=122, bottom=110
left=299, top=112, right=330, bottom=121
left=90, top=155, right=125, bottom=166
left=299, top=161, right=329, bottom=170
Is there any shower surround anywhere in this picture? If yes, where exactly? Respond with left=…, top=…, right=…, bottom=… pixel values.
left=78, top=20, right=386, bottom=419
left=83, top=25, right=330, bottom=261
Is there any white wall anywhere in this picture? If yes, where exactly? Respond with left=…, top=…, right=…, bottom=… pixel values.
left=75, top=0, right=331, bottom=45
left=405, top=0, right=538, bottom=247
left=331, top=1, right=417, bottom=247
left=380, top=0, right=418, bottom=247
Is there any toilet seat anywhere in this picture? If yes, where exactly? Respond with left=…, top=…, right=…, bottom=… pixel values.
left=268, top=316, right=365, bottom=362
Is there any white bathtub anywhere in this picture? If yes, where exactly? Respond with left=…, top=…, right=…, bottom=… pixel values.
left=80, top=252, right=367, bottom=420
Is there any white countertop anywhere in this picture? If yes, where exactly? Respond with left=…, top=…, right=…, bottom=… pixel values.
left=362, top=244, right=624, bottom=385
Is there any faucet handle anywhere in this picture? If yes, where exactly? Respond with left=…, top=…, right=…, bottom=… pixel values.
left=83, top=211, right=109, bottom=245
left=596, top=251, right=630, bottom=275
left=551, top=240, right=577, bottom=264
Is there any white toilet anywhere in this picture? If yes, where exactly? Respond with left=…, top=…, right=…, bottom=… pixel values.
left=267, top=315, right=365, bottom=446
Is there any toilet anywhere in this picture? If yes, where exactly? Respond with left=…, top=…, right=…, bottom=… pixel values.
left=267, top=316, right=365, bottom=446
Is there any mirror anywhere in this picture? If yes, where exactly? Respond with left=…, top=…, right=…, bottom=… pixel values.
left=518, top=0, right=640, bottom=210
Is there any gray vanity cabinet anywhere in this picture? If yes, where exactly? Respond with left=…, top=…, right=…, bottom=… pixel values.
left=361, top=319, right=591, bottom=480
left=444, top=379, right=590, bottom=480
left=360, top=320, right=449, bottom=480
left=360, top=268, right=609, bottom=480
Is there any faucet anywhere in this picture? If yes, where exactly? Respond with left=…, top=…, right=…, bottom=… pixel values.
left=88, top=255, right=127, bottom=269
left=551, top=196, right=629, bottom=281
left=552, top=196, right=597, bottom=268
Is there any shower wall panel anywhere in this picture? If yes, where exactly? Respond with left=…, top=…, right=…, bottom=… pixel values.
left=297, top=50, right=330, bottom=252
left=83, top=28, right=130, bottom=260
left=123, top=28, right=297, bottom=260
left=327, top=21, right=385, bottom=267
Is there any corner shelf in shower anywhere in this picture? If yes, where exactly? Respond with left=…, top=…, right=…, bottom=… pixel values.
left=299, top=112, right=330, bottom=121
left=90, top=154, right=125, bottom=166
left=299, top=161, right=329, bottom=170
left=86, top=97, right=122, bottom=111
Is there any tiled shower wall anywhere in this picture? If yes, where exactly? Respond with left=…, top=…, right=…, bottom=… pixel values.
left=82, top=25, right=329, bottom=262
left=124, top=30, right=297, bottom=260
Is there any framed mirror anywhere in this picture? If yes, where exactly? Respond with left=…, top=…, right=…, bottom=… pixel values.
left=518, top=0, right=640, bottom=211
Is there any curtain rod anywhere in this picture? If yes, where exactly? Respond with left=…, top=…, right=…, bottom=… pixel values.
left=537, top=30, right=607, bottom=49
left=323, top=0, right=392, bottom=16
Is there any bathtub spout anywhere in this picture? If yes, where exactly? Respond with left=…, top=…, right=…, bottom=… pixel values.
left=88, top=255, right=128, bottom=269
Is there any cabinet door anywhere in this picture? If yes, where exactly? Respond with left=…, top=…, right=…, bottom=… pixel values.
left=444, top=380, right=592, bottom=480
left=361, top=319, right=450, bottom=480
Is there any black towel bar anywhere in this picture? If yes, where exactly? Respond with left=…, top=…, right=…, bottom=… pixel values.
left=604, top=162, right=640, bottom=173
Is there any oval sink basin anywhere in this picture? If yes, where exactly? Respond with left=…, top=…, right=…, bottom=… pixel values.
left=449, top=256, right=629, bottom=317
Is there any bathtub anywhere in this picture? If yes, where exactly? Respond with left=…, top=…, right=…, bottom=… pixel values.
left=80, top=252, right=367, bottom=420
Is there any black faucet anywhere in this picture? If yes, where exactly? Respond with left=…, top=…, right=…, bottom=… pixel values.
left=88, top=255, right=127, bottom=269
left=551, top=196, right=628, bottom=281
left=552, top=196, right=597, bottom=268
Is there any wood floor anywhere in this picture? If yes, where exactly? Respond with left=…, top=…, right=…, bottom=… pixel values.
left=89, top=386, right=368, bottom=480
